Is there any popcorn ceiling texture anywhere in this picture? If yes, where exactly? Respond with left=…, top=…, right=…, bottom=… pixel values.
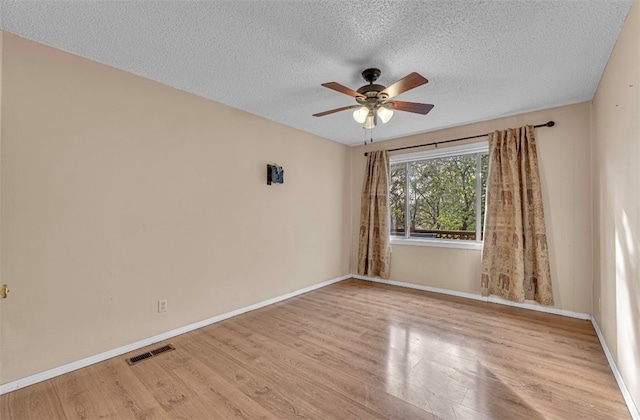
left=0, top=0, right=632, bottom=145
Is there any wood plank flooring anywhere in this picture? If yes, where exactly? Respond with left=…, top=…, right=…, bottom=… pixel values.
left=1, top=279, right=630, bottom=419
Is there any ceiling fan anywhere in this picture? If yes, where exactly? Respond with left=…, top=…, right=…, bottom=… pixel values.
left=313, top=68, right=434, bottom=129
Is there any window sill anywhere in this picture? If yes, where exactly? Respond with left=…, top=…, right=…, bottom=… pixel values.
left=390, top=238, right=483, bottom=250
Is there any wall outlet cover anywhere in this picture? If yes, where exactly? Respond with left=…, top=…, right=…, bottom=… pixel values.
left=158, top=299, right=168, bottom=313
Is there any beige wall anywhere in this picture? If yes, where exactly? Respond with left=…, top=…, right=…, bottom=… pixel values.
left=0, top=33, right=351, bottom=383
left=592, top=1, right=639, bottom=410
left=351, top=102, right=593, bottom=314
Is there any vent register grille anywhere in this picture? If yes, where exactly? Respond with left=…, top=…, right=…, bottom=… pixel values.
left=126, top=344, right=175, bottom=365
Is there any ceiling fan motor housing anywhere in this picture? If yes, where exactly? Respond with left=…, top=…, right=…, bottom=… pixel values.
left=357, top=84, right=387, bottom=104
left=358, top=68, right=388, bottom=102
left=356, top=68, right=387, bottom=105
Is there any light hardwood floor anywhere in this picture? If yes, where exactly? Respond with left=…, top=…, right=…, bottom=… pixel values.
left=1, top=279, right=630, bottom=419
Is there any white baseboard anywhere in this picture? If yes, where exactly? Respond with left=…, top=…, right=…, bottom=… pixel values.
left=591, top=319, right=640, bottom=420
left=0, top=274, right=351, bottom=395
left=353, top=274, right=591, bottom=319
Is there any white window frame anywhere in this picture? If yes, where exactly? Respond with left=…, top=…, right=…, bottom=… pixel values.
left=389, top=142, right=489, bottom=250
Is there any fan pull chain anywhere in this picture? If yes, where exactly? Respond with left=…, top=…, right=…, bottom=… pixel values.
left=362, top=128, right=374, bottom=145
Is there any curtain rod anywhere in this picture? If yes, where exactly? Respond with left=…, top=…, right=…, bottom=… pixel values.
left=364, top=121, right=555, bottom=156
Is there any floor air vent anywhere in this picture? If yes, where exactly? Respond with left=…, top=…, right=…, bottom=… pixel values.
left=126, top=344, right=175, bottom=365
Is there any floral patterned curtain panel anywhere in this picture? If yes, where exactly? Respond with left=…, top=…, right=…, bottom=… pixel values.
left=357, top=150, right=391, bottom=279
left=481, top=126, right=554, bottom=305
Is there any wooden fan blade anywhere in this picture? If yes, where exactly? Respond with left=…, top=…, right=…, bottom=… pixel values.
left=321, top=82, right=366, bottom=99
left=379, top=73, right=428, bottom=99
left=389, top=101, right=434, bottom=115
left=313, top=105, right=359, bottom=117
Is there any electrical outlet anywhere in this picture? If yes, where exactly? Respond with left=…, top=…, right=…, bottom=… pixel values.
left=158, top=299, right=168, bottom=313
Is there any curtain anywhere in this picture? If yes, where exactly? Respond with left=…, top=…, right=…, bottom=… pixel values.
left=481, top=126, right=554, bottom=305
left=357, top=150, right=391, bottom=278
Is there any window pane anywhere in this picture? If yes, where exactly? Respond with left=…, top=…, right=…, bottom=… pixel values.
left=408, top=154, right=478, bottom=240
left=480, top=153, right=489, bottom=240
left=389, top=163, right=406, bottom=236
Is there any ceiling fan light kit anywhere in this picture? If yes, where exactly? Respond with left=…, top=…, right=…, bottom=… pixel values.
left=363, top=112, right=376, bottom=129
left=377, top=105, right=394, bottom=124
left=353, top=106, right=369, bottom=124
left=313, top=68, right=434, bottom=130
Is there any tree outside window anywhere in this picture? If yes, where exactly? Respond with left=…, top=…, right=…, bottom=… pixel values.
left=390, top=149, right=488, bottom=241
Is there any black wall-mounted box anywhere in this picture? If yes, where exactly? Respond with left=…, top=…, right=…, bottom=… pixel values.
left=267, top=164, right=284, bottom=185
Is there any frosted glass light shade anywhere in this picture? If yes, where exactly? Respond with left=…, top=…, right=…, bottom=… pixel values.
left=353, top=106, right=369, bottom=124
left=377, top=106, right=394, bottom=123
left=363, top=112, right=376, bottom=129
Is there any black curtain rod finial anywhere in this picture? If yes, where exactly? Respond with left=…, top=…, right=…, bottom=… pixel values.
left=364, top=120, right=556, bottom=156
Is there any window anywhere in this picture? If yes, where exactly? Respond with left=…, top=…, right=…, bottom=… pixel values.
left=389, top=143, right=489, bottom=249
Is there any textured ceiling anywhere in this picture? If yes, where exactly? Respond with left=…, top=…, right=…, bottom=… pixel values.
left=0, top=1, right=632, bottom=145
